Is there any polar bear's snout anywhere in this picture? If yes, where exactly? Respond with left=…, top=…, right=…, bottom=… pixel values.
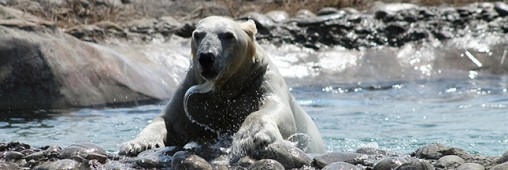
left=198, top=51, right=220, bottom=80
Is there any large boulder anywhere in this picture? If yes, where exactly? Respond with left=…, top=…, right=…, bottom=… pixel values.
left=0, top=6, right=177, bottom=110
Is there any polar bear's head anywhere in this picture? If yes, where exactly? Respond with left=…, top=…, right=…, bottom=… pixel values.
left=191, top=16, right=257, bottom=82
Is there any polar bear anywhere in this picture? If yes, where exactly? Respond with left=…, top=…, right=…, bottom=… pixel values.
left=119, top=16, right=325, bottom=157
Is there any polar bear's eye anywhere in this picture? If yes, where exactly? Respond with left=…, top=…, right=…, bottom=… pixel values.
left=220, top=32, right=235, bottom=40
left=193, top=32, right=205, bottom=41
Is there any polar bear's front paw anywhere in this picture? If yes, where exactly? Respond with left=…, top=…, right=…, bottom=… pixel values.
left=232, top=121, right=282, bottom=156
left=119, top=138, right=164, bottom=156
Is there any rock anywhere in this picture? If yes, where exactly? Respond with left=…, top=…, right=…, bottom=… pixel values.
left=250, top=159, right=284, bottom=170
left=436, top=155, right=465, bottom=168
left=412, top=143, right=448, bottom=159
left=265, top=10, right=289, bottom=23
left=322, top=161, right=359, bottom=170
left=373, top=157, right=408, bottom=170
left=497, top=150, right=508, bottom=164
left=457, top=163, right=485, bottom=170
left=494, top=2, right=508, bottom=17
left=0, top=161, right=20, bottom=169
left=253, top=140, right=311, bottom=169
left=174, top=22, right=195, bottom=38
left=238, top=12, right=276, bottom=35
left=492, top=162, right=508, bottom=170
left=294, top=9, right=316, bottom=19
left=395, top=159, right=433, bottom=170
left=0, top=10, right=178, bottom=110
left=135, top=146, right=177, bottom=168
left=313, top=152, right=367, bottom=168
left=181, top=154, right=212, bottom=170
left=59, top=143, right=107, bottom=164
left=317, top=7, right=340, bottom=16
left=356, top=147, right=397, bottom=156
left=4, top=151, right=25, bottom=160
left=237, top=156, right=255, bottom=167
left=34, top=159, right=82, bottom=170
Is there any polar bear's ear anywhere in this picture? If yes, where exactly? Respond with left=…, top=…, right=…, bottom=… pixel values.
left=240, top=20, right=257, bottom=38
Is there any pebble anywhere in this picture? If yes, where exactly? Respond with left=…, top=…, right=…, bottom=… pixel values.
left=497, top=150, right=508, bottom=164
left=253, top=140, right=311, bottom=169
left=313, top=152, right=366, bottom=168
left=250, top=159, right=284, bottom=170
left=237, top=156, right=255, bottom=167
left=492, top=162, right=508, bottom=170
left=436, top=155, right=465, bottom=168
left=395, top=159, right=433, bottom=170
left=322, top=161, right=360, bottom=170
left=171, top=151, right=212, bottom=170
left=59, top=143, right=107, bottom=164
left=34, top=159, right=82, bottom=170
left=135, top=146, right=176, bottom=168
left=457, top=163, right=485, bottom=170
left=412, top=143, right=447, bottom=159
left=373, top=157, right=408, bottom=170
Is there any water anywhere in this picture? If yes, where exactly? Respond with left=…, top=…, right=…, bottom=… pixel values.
left=1, top=35, right=507, bottom=156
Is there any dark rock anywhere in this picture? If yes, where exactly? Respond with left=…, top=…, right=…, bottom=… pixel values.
left=174, top=22, right=196, bottom=38
left=395, top=159, right=433, bottom=170
left=436, top=155, right=465, bottom=168
left=491, top=162, right=508, bottom=170
left=249, top=159, right=284, bottom=170
left=412, top=143, right=447, bottom=159
left=135, top=146, right=176, bottom=168
left=59, top=143, right=107, bottom=164
left=497, top=150, right=508, bottom=164
left=373, top=157, right=408, bottom=170
left=494, top=2, right=508, bottom=17
left=176, top=154, right=212, bottom=170
left=322, top=161, right=359, bottom=170
left=238, top=12, right=276, bottom=35
left=4, top=151, right=25, bottom=160
left=7, top=141, right=30, bottom=151
left=313, top=152, right=367, bottom=168
left=34, top=159, right=82, bottom=170
left=253, top=140, right=311, bottom=169
left=457, top=163, right=485, bottom=170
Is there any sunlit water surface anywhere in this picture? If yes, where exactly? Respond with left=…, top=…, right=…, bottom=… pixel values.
left=1, top=35, right=507, bottom=156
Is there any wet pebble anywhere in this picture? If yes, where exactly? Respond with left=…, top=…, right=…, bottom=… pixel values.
left=254, top=140, right=311, bottom=169
left=237, top=156, right=255, bottom=167
left=0, top=161, right=20, bottom=169
left=412, top=143, right=447, bottom=159
left=373, top=157, right=408, bottom=170
left=34, top=159, right=82, bottom=170
left=322, top=161, right=359, bottom=170
left=436, top=155, right=465, bottom=168
left=250, top=159, right=284, bottom=170
left=59, top=143, right=107, bottom=164
left=171, top=151, right=212, bottom=170
left=395, top=159, right=433, bottom=170
left=356, top=147, right=397, bottom=156
left=4, top=151, right=25, bottom=160
left=135, top=146, right=176, bottom=168
left=265, top=10, right=289, bottom=23
left=457, top=163, right=485, bottom=170
left=313, top=152, right=367, bottom=168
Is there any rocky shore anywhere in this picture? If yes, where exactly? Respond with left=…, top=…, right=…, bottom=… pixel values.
left=1, top=141, right=508, bottom=169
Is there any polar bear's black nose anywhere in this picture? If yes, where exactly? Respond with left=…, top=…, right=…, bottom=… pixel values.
left=198, top=52, right=215, bottom=69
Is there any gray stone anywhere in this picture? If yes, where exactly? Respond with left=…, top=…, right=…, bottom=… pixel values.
left=59, top=143, right=107, bottom=163
left=135, top=146, right=176, bottom=168
left=457, top=163, right=485, bottom=170
left=237, top=156, right=255, bottom=167
left=494, top=2, right=508, bottom=17
left=0, top=161, right=19, bottom=169
left=4, top=151, right=24, bottom=160
left=492, top=162, right=508, bottom=170
left=322, top=162, right=359, bottom=170
left=317, top=7, right=340, bottom=16
left=356, top=147, right=397, bottom=156
left=373, top=157, right=408, bottom=170
left=395, top=159, right=433, bottom=170
left=34, top=159, right=82, bottom=170
left=254, top=140, right=311, bottom=169
left=171, top=151, right=212, bottom=170
left=413, top=143, right=448, bottom=159
left=313, top=152, right=367, bottom=168
left=294, top=9, right=316, bottom=19
left=436, top=155, right=465, bottom=168
left=265, top=10, right=289, bottom=23
left=250, top=159, right=284, bottom=170
left=497, top=150, right=508, bottom=164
